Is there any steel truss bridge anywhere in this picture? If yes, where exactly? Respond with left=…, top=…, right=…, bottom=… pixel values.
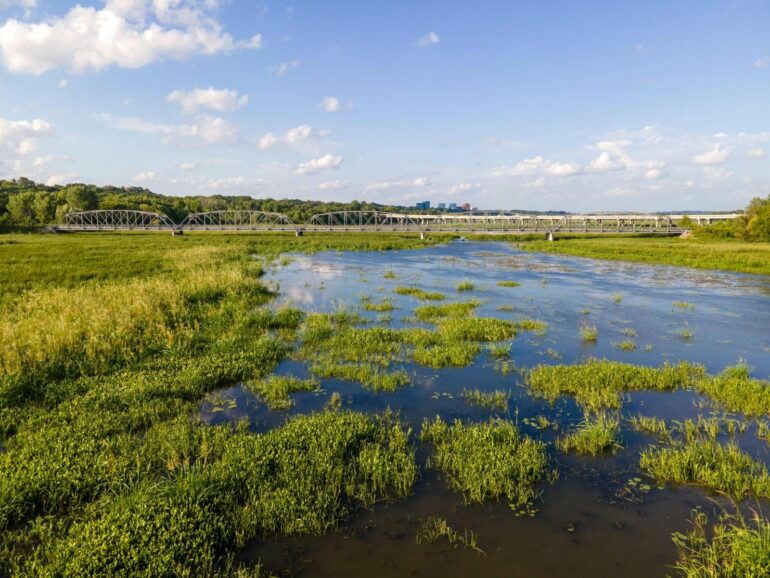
left=52, top=209, right=741, bottom=235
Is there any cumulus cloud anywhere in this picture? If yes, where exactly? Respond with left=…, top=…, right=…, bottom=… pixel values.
left=491, top=156, right=581, bottom=177
left=448, top=182, right=480, bottom=195
left=0, top=0, right=35, bottom=10
left=133, top=170, right=157, bottom=182
left=0, top=116, right=54, bottom=156
left=318, top=179, right=348, bottom=190
left=294, top=154, right=343, bottom=175
left=747, top=148, right=766, bottom=159
left=167, top=87, right=248, bottom=114
left=417, top=31, right=440, bottom=46
left=270, top=58, right=300, bottom=77
left=365, top=177, right=430, bottom=191
left=693, top=145, right=731, bottom=165
left=258, top=124, right=328, bottom=150
left=0, top=0, right=261, bottom=75
left=101, top=113, right=241, bottom=146
left=321, top=96, right=340, bottom=112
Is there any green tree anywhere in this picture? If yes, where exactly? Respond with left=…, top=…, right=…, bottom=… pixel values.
left=64, top=185, right=98, bottom=211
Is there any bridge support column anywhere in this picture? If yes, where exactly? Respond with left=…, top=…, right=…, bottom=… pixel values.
left=419, top=231, right=426, bottom=240
left=295, top=228, right=304, bottom=237
left=546, top=231, right=554, bottom=242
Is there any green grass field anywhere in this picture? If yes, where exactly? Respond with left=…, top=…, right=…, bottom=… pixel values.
left=518, top=235, right=770, bottom=276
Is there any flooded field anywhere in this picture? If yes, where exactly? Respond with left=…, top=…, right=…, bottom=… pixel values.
left=198, top=241, right=770, bottom=577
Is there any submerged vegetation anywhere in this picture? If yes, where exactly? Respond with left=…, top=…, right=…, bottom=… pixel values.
left=556, top=413, right=622, bottom=456
left=462, top=388, right=509, bottom=411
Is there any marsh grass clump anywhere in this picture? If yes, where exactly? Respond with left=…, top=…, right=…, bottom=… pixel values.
left=673, top=301, right=696, bottom=311
left=579, top=324, right=598, bottom=342
left=613, top=293, right=623, bottom=304
left=640, top=436, right=770, bottom=499
left=556, top=413, right=622, bottom=456
left=696, top=363, right=770, bottom=418
left=420, top=417, right=552, bottom=512
left=527, top=359, right=705, bottom=413
left=497, top=304, right=515, bottom=312
left=413, top=301, right=480, bottom=322
left=21, top=410, right=417, bottom=577
left=456, top=281, right=475, bottom=291
left=393, top=286, right=445, bottom=301
left=245, top=375, right=319, bottom=410
left=383, top=270, right=397, bottom=279
left=628, top=414, right=670, bottom=438
left=673, top=509, right=770, bottom=577
left=462, top=388, right=509, bottom=412
left=415, top=517, right=484, bottom=554
left=613, top=339, right=637, bottom=351
left=676, top=327, right=695, bottom=340
left=413, top=342, right=480, bottom=368
left=438, top=317, right=517, bottom=342
left=362, top=299, right=395, bottom=312
left=311, top=361, right=409, bottom=392
left=622, top=328, right=638, bottom=337
left=496, top=281, right=521, bottom=288
left=487, top=342, right=512, bottom=359
left=514, top=318, right=548, bottom=335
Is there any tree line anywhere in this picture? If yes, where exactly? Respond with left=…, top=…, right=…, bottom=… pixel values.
left=688, top=194, right=770, bottom=242
left=0, top=178, right=413, bottom=227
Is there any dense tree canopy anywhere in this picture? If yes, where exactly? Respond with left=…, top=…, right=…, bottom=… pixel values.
left=692, top=194, right=770, bottom=242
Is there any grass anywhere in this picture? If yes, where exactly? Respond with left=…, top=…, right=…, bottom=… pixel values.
left=413, top=342, right=480, bottom=368
left=487, top=342, right=512, bottom=359
left=556, top=413, right=622, bottom=456
left=462, top=388, right=509, bottom=411
left=456, top=281, right=475, bottom=291
left=311, top=361, right=410, bottom=392
left=514, top=318, right=548, bottom=335
left=496, top=280, right=521, bottom=287
left=527, top=359, right=706, bottom=413
left=628, top=414, right=670, bottom=438
left=696, top=363, right=770, bottom=418
left=579, top=324, right=598, bottom=342
left=413, top=301, right=479, bottom=321
left=420, top=417, right=552, bottom=513
left=415, top=516, right=484, bottom=554
left=393, top=286, right=446, bottom=301
left=438, top=317, right=517, bottom=342
left=613, top=293, right=623, bottom=304
left=673, top=301, right=696, bottom=310
left=640, top=435, right=770, bottom=499
left=362, top=299, right=395, bottom=312
left=519, top=236, right=770, bottom=276
left=245, top=375, right=319, bottom=410
left=673, top=509, right=770, bottom=577
left=676, top=327, right=696, bottom=340
left=614, top=339, right=637, bottom=351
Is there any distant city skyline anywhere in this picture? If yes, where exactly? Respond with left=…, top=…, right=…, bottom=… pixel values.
left=0, top=1, right=768, bottom=211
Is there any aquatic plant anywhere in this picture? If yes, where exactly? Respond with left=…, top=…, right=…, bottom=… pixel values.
left=695, top=363, right=770, bottom=418
left=420, top=417, right=552, bottom=512
left=613, top=293, right=623, bottom=304
left=456, top=281, right=475, bottom=291
left=672, top=509, right=770, bottom=578
left=673, top=301, right=696, bottom=311
left=676, top=327, right=695, bottom=340
left=393, top=286, right=445, bottom=301
left=622, top=328, right=638, bottom=337
left=487, top=342, right=512, bottom=359
left=311, top=361, right=410, bottom=392
left=438, top=317, right=517, bottom=342
left=413, top=342, right=480, bottom=368
left=527, top=359, right=705, bottom=413
left=413, top=301, right=480, bottom=321
left=362, top=299, right=395, bottom=312
left=415, top=516, right=484, bottom=554
left=579, top=324, right=598, bottom=342
left=383, top=270, right=397, bottom=279
left=556, top=413, right=622, bottom=456
left=496, top=281, right=521, bottom=288
left=497, top=304, right=515, bottom=312
left=614, top=339, right=637, bottom=351
left=640, top=436, right=770, bottom=499
left=245, top=375, right=319, bottom=410
left=628, top=414, right=670, bottom=438
left=462, top=388, right=509, bottom=411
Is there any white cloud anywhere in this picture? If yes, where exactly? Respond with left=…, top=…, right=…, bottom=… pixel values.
left=0, top=0, right=35, bottom=10
left=0, top=116, right=54, bottom=155
left=365, top=177, right=430, bottom=191
left=747, top=148, right=766, bottom=159
left=703, top=166, right=732, bottom=181
left=0, top=1, right=261, bottom=75
left=318, top=179, right=348, bottom=190
left=179, top=162, right=196, bottom=170
left=270, top=58, right=300, bottom=77
left=693, top=144, right=731, bottom=165
left=754, top=58, right=769, bottom=68
left=258, top=124, right=328, bottom=150
left=491, top=156, right=581, bottom=177
left=133, top=170, right=157, bottom=182
left=448, top=182, right=480, bottom=195
left=417, top=31, right=440, bottom=46
left=167, top=87, right=248, bottom=114
left=101, top=113, right=241, bottom=146
left=58, top=78, right=67, bottom=89
left=294, top=154, right=343, bottom=175
left=321, top=96, right=340, bottom=112
left=45, top=172, right=80, bottom=186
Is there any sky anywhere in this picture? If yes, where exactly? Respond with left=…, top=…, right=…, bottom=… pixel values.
left=0, top=0, right=768, bottom=211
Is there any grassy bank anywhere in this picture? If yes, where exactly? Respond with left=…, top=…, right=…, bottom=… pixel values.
left=518, top=236, right=770, bottom=276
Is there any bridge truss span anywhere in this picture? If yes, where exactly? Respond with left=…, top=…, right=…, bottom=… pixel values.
left=179, top=210, right=296, bottom=231
left=57, top=210, right=177, bottom=231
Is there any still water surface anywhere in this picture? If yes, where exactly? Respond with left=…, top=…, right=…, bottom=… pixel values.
left=201, top=241, right=770, bottom=577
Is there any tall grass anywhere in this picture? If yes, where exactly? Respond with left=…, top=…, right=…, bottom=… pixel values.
left=557, top=413, right=622, bottom=456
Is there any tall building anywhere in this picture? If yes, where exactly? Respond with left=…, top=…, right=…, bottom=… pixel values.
left=462, top=203, right=471, bottom=211
left=437, top=202, right=446, bottom=210
left=415, top=201, right=430, bottom=210
left=449, top=203, right=458, bottom=210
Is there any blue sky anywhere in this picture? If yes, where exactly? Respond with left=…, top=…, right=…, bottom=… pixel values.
left=0, top=0, right=768, bottom=211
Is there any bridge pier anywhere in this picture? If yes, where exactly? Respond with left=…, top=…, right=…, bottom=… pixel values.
left=546, top=231, right=554, bottom=242
left=420, top=231, right=426, bottom=240
left=295, top=228, right=304, bottom=237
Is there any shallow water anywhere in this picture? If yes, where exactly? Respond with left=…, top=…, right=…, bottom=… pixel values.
left=201, top=241, right=770, bottom=577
